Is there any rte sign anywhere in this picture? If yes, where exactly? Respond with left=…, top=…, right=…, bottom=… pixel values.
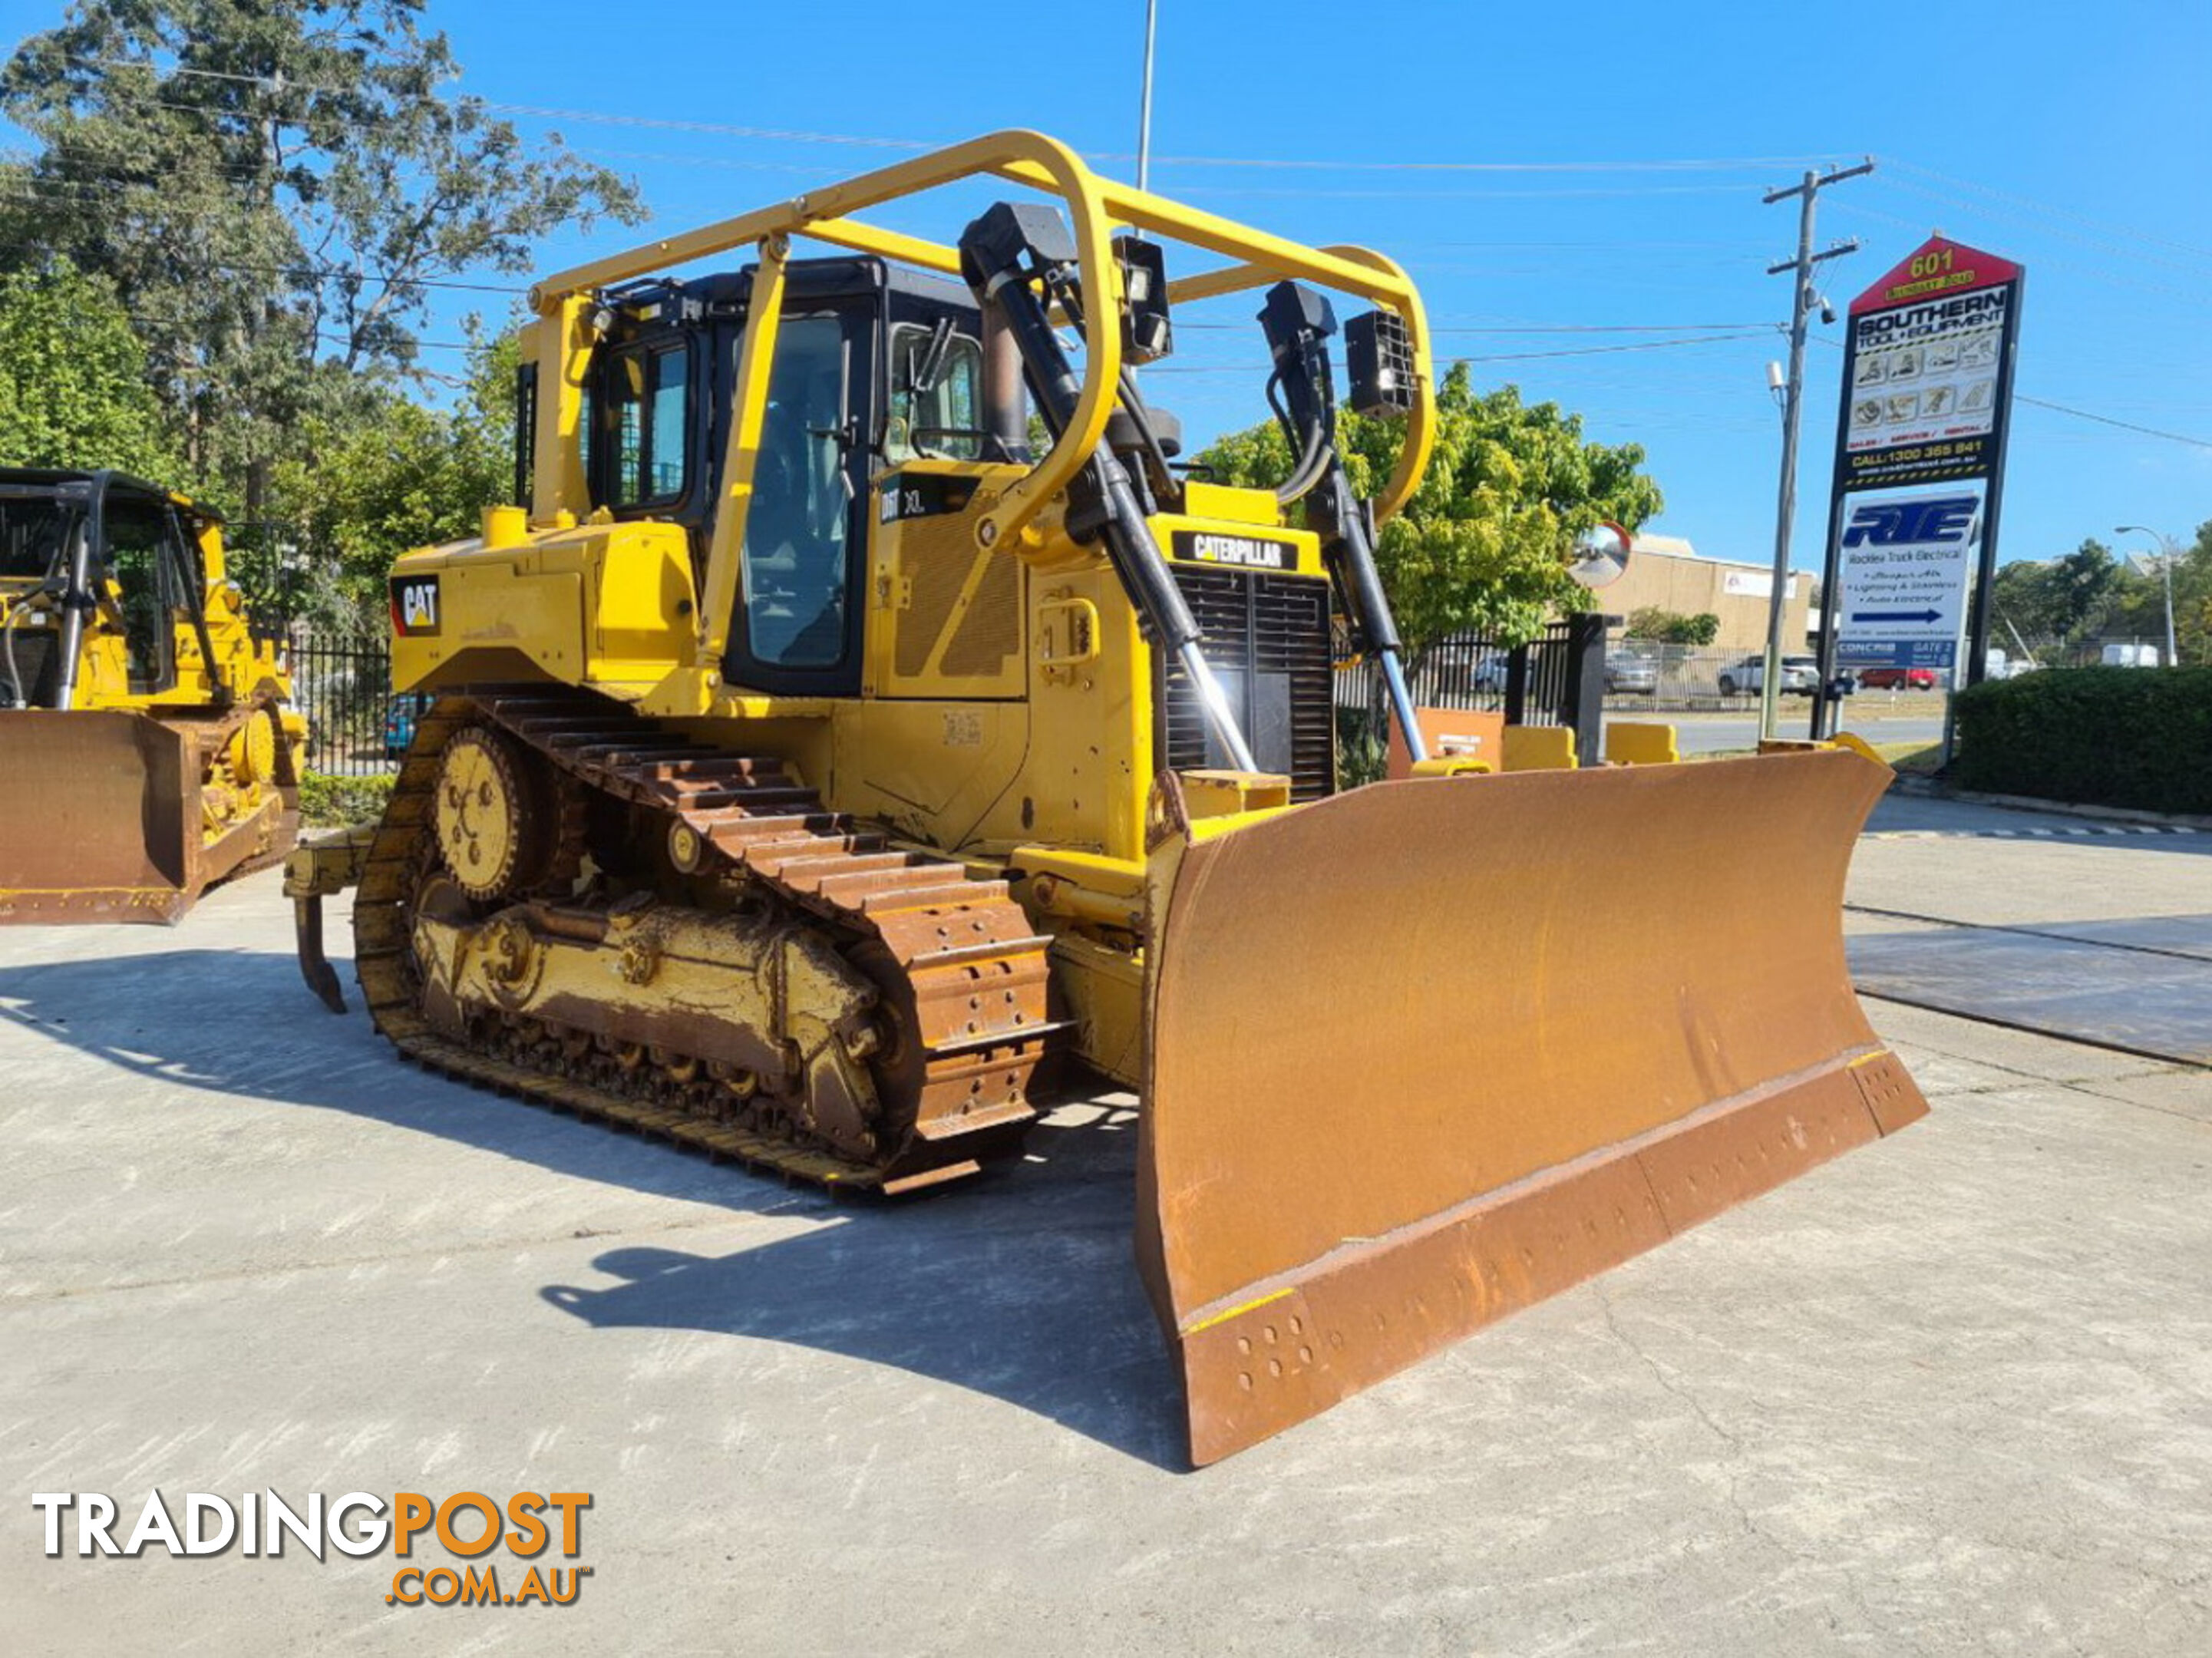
left=1834, top=492, right=1978, bottom=671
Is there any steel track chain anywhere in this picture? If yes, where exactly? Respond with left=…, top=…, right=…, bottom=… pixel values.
left=351, top=684, right=1060, bottom=1193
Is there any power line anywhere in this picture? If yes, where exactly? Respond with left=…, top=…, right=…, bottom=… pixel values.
left=1806, top=337, right=2211, bottom=451
left=1431, top=321, right=1775, bottom=335
left=126, top=310, right=477, bottom=352
left=1148, top=330, right=1779, bottom=374
left=1889, top=158, right=2212, bottom=263
left=1878, top=174, right=2211, bottom=274
left=0, top=220, right=530, bottom=296
left=2015, top=395, right=2212, bottom=450
left=1827, top=198, right=2204, bottom=302
left=1174, top=318, right=1776, bottom=335
left=55, top=56, right=1858, bottom=176
left=1173, top=182, right=1755, bottom=201
left=1455, top=330, right=1777, bottom=360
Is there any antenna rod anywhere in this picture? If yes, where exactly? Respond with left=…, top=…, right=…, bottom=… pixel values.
left=1137, top=0, right=1159, bottom=193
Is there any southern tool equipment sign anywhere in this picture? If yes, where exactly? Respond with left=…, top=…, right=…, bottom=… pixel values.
left=1836, top=235, right=2022, bottom=491
left=1814, top=233, right=2024, bottom=715
left=1835, top=494, right=1977, bottom=671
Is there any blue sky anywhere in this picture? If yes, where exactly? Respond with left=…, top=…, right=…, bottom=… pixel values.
left=5, top=0, right=2208, bottom=568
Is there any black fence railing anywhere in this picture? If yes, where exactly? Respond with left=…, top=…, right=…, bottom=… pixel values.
left=281, top=609, right=1611, bottom=780
left=1334, top=615, right=1608, bottom=764
left=285, top=623, right=395, bottom=777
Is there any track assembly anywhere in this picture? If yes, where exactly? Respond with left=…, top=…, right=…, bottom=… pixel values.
left=354, top=685, right=1061, bottom=1192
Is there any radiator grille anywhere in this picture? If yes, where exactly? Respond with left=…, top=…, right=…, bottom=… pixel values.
left=1159, top=566, right=1335, bottom=801
left=0, top=626, right=59, bottom=705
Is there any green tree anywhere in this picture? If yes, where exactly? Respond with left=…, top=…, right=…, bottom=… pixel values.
left=0, top=1, right=642, bottom=524
left=1196, top=363, right=1663, bottom=649
left=1989, top=559, right=2064, bottom=655
left=2182, top=520, right=2212, bottom=667
left=2100, top=528, right=2212, bottom=666
left=1991, top=539, right=2127, bottom=661
left=0, top=258, right=180, bottom=479
left=260, top=328, right=520, bottom=619
left=1625, top=607, right=1719, bottom=646
left=2049, top=537, right=2124, bottom=647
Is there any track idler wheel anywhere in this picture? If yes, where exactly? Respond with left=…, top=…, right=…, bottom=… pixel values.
left=433, top=727, right=556, bottom=902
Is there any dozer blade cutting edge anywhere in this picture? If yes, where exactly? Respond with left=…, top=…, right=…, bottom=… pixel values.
left=1137, top=744, right=1927, bottom=1465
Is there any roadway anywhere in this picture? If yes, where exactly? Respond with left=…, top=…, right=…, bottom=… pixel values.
left=1609, top=707, right=1947, bottom=756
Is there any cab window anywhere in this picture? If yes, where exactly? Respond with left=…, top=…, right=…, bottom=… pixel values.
left=741, top=316, right=851, bottom=670
left=0, top=496, right=68, bottom=580
left=101, top=498, right=189, bottom=692
left=884, top=322, right=983, bottom=462
left=603, top=341, right=691, bottom=507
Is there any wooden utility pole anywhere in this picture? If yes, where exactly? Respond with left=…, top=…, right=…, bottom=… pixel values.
left=1758, top=160, right=1872, bottom=740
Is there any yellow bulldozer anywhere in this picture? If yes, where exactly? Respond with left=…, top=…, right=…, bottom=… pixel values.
left=2, top=468, right=306, bottom=923
left=285, top=132, right=1926, bottom=1465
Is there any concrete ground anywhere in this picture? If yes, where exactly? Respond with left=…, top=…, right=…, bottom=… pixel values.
left=1850, top=793, right=2211, bottom=1064
left=3, top=798, right=2209, bottom=1654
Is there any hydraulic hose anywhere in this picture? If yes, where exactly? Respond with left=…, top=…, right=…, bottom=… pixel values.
left=51, top=480, right=104, bottom=712
left=2, top=595, right=37, bottom=707
left=960, top=207, right=1258, bottom=772
left=1258, top=284, right=1426, bottom=763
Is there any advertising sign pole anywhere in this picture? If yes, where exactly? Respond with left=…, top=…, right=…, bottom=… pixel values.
left=1810, top=234, right=2025, bottom=740
left=1963, top=270, right=2025, bottom=690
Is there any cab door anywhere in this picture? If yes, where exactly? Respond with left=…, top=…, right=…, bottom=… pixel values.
left=720, top=307, right=873, bottom=697
left=99, top=494, right=188, bottom=696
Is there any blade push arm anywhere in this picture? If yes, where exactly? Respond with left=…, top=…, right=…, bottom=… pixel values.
left=959, top=203, right=1260, bottom=775
left=1259, top=284, right=1426, bottom=765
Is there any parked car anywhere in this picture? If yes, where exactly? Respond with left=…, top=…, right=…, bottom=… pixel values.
left=1854, top=666, right=1939, bottom=690
left=1604, top=653, right=1659, bottom=695
left=1431, top=649, right=1510, bottom=697
left=383, top=691, right=432, bottom=760
left=1716, top=654, right=1820, bottom=696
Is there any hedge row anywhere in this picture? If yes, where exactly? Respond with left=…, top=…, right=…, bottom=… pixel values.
left=1952, top=667, right=2212, bottom=816
left=299, top=771, right=396, bottom=829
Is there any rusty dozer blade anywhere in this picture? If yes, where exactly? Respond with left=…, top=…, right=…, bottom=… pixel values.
left=0, top=709, right=199, bottom=924
left=1137, top=745, right=1928, bottom=1465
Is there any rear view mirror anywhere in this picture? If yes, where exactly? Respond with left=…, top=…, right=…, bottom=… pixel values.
left=1567, top=521, right=1632, bottom=590
left=905, top=315, right=956, bottom=395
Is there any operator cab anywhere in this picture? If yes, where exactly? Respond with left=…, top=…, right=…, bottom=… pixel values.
left=550, top=259, right=995, bottom=699
left=0, top=470, right=216, bottom=707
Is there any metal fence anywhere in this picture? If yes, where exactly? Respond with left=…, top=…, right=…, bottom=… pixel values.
left=1335, top=616, right=1608, bottom=765
left=1600, top=642, right=1948, bottom=713
left=282, top=610, right=1647, bottom=781
left=285, top=623, right=395, bottom=777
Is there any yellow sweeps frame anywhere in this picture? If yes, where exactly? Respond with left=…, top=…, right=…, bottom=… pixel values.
left=520, top=127, right=1435, bottom=677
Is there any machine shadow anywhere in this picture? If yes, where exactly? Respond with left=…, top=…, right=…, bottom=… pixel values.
left=0, top=947, right=824, bottom=1219
left=538, top=1118, right=1185, bottom=1468
left=0, top=946, right=1184, bottom=1465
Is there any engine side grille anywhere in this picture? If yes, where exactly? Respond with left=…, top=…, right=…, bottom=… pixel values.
left=893, top=510, right=1022, bottom=687
left=0, top=626, right=59, bottom=706
left=1159, top=566, right=1335, bottom=801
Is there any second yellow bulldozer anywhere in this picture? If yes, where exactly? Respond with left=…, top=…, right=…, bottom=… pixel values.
left=286, top=132, right=1927, bottom=1465
left=2, top=469, right=306, bottom=923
